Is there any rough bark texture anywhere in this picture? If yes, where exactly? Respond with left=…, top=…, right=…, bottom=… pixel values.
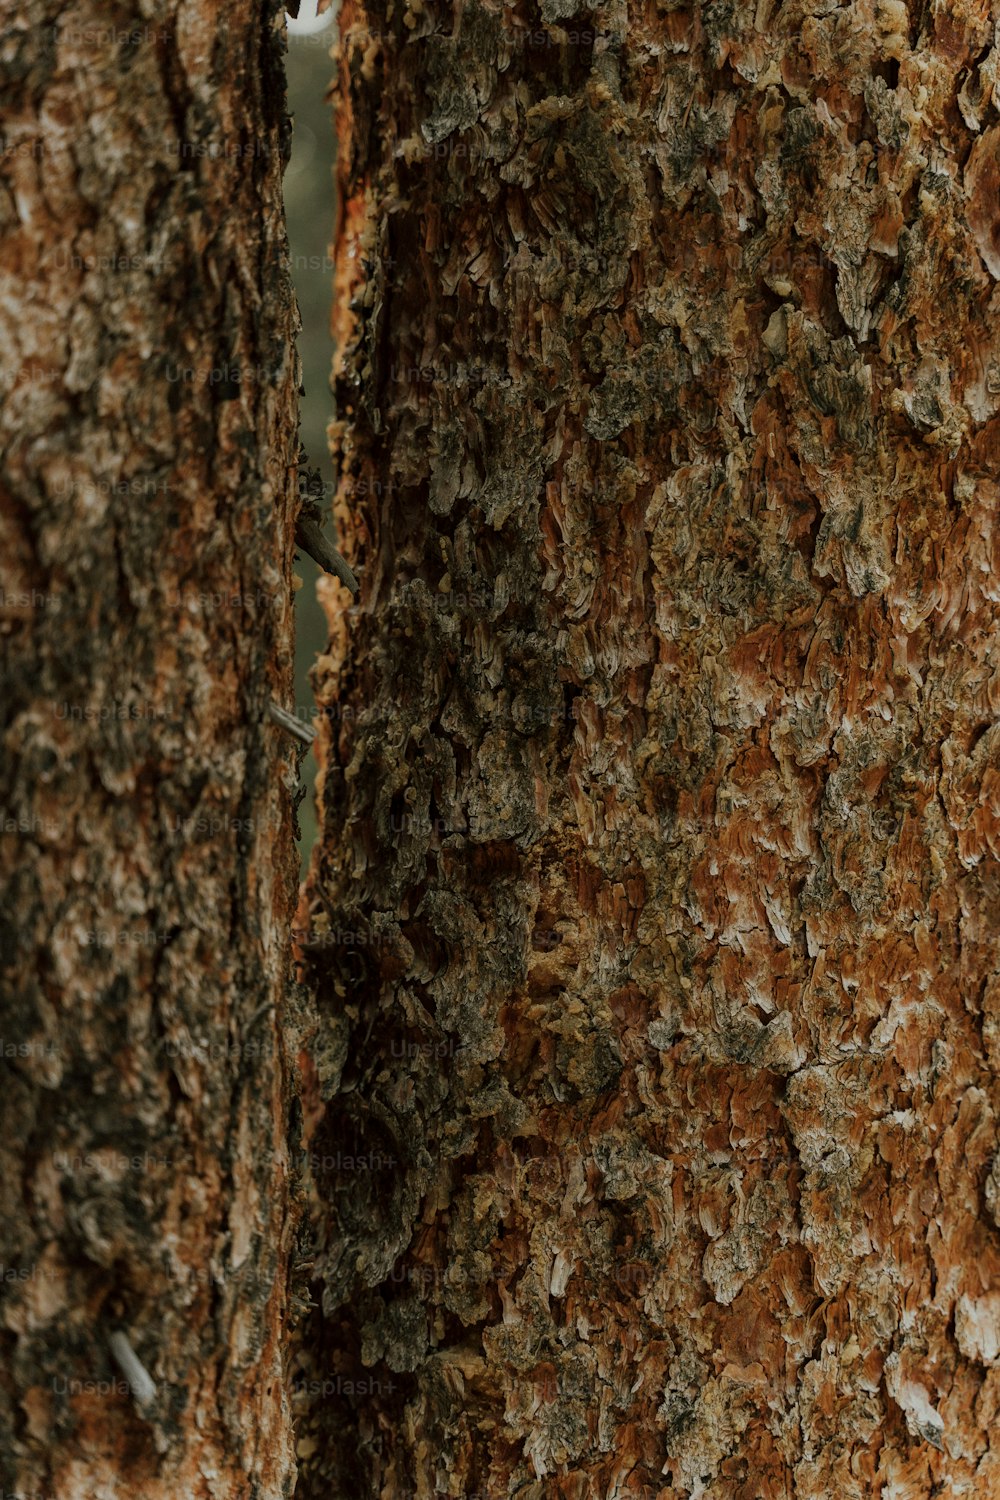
left=0, top=3, right=301, bottom=1496
left=300, top=1, right=1000, bottom=1497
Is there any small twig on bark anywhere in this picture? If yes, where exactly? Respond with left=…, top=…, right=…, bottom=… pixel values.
left=267, top=701, right=316, bottom=746
left=108, top=1329, right=157, bottom=1406
left=295, top=515, right=359, bottom=595
left=242, top=1001, right=274, bottom=1038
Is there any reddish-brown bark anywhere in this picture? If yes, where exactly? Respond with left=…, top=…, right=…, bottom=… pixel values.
left=0, top=3, right=301, bottom=1495
left=298, top=0, right=1000, bottom=1496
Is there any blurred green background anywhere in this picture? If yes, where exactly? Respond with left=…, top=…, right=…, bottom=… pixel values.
left=284, top=11, right=339, bottom=868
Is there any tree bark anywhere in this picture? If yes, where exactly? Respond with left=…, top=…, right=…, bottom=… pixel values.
left=0, top=4, right=300, bottom=1496
left=300, top=2, right=1000, bottom=1497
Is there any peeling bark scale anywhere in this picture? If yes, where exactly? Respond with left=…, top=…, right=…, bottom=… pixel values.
left=1, top=3, right=301, bottom=1496
left=300, top=1, right=1000, bottom=1497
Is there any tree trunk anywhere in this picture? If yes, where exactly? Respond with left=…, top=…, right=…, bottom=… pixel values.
left=300, top=2, right=1000, bottom=1497
left=0, top=4, right=300, bottom=1496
